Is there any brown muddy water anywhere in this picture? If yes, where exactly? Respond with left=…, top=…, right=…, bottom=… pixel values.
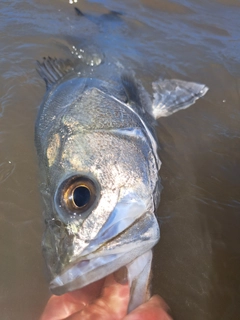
left=0, top=0, right=240, bottom=319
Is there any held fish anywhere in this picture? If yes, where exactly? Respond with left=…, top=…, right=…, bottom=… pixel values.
left=35, top=55, right=208, bottom=311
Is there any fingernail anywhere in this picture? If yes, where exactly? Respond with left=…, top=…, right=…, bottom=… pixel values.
left=113, top=266, right=128, bottom=285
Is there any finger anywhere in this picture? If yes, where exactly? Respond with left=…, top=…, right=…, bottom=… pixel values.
left=124, top=295, right=173, bottom=320
left=40, top=278, right=105, bottom=320
left=67, top=267, right=130, bottom=320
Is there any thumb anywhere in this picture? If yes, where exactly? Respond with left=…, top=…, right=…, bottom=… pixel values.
left=68, top=267, right=130, bottom=320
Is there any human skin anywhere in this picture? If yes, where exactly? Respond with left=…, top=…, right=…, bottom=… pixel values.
left=40, top=268, right=173, bottom=320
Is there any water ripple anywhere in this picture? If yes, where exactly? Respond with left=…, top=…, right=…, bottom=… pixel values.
left=0, top=85, right=14, bottom=118
left=0, top=161, right=15, bottom=184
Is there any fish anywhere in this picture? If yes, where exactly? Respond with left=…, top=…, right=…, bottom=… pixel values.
left=35, top=13, right=208, bottom=313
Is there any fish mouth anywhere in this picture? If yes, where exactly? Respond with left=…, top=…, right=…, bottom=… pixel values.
left=49, top=211, right=160, bottom=295
left=50, top=251, right=138, bottom=295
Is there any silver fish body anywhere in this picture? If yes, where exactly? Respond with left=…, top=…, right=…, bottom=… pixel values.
left=35, top=57, right=208, bottom=310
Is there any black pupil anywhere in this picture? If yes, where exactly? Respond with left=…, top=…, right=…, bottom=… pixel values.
left=73, top=186, right=90, bottom=208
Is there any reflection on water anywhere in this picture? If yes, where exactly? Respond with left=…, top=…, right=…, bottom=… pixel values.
left=0, top=0, right=239, bottom=319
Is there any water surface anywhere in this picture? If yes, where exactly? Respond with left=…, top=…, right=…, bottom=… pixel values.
left=0, top=0, right=239, bottom=319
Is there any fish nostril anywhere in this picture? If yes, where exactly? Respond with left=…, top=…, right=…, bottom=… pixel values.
left=54, top=219, right=62, bottom=227
left=73, top=186, right=91, bottom=208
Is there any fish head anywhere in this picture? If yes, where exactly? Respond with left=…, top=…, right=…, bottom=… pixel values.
left=38, top=82, right=161, bottom=295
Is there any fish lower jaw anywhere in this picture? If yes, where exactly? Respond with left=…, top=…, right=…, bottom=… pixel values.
left=49, top=245, right=153, bottom=296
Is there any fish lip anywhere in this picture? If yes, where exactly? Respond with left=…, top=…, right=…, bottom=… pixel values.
left=50, top=258, right=91, bottom=295
left=49, top=253, right=124, bottom=295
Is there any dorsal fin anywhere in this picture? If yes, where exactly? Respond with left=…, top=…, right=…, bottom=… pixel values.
left=36, top=57, right=74, bottom=89
left=74, top=6, right=123, bottom=24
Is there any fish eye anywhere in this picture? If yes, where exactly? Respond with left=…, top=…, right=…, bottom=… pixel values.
left=56, top=176, right=98, bottom=217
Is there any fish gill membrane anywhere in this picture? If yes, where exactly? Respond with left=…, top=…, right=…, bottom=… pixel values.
left=35, top=9, right=208, bottom=314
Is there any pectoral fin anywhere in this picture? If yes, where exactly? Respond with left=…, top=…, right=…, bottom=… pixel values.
left=151, top=78, right=208, bottom=119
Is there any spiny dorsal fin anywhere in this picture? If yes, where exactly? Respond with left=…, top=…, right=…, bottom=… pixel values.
left=36, top=57, right=74, bottom=89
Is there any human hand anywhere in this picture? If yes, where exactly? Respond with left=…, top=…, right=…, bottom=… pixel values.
left=40, top=267, right=172, bottom=320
